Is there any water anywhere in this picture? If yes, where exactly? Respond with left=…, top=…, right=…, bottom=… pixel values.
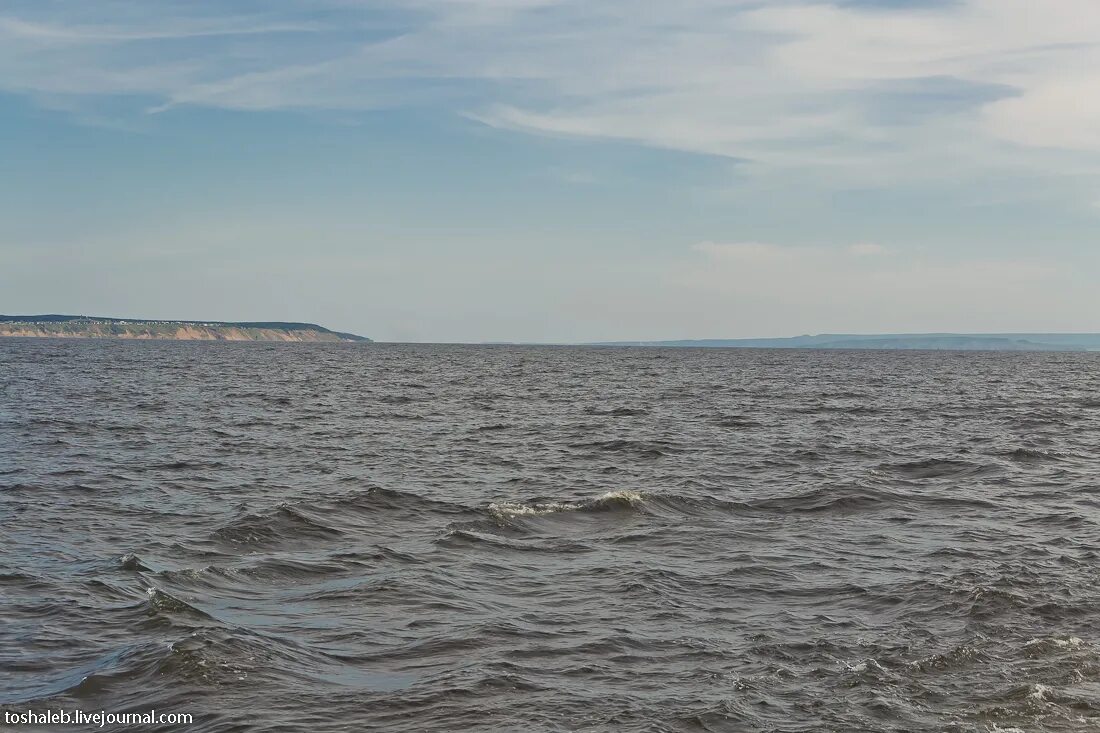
left=2, top=340, right=1100, bottom=732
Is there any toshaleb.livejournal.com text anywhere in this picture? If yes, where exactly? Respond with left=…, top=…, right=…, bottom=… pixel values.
left=5, top=709, right=193, bottom=727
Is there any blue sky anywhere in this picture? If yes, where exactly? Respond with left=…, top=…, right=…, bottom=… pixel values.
left=2, top=0, right=1099, bottom=342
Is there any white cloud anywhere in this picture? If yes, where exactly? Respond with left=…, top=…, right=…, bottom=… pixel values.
left=983, top=77, right=1100, bottom=151
left=2, top=0, right=1099, bottom=192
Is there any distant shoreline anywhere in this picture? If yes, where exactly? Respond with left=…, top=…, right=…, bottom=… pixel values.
left=587, top=333, right=1100, bottom=352
left=4, top=318, right=1097, bottom=350
left=0, top=315, right=370, bottom=343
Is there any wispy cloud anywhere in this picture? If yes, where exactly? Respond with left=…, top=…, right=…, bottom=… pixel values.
left=2, top=0, right=1099, bottom=193
left=0, top=16, right=319, bottom=42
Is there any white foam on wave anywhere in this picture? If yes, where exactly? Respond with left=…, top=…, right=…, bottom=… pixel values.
left=487, top=501, right=576, bottom=519
left=844, top=658, right=885, bottom=674
left=1029, top=683, right=1052, bottom=700
left=594, top=490, right=645, bottom=504
left=1024, top=636, right=1084, bottom=650
left=487, top=490, right=646, bottom=520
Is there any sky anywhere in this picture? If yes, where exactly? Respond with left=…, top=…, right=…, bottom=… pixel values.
left=2, top=0, right=1099, bottom=343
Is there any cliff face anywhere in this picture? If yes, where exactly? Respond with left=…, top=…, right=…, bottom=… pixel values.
left=0, top=320, right=366, bottom=342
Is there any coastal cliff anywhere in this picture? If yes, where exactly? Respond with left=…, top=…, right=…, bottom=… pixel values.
left=0, top=315, right=370, bottom=342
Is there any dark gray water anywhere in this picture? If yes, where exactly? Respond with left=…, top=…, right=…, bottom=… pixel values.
left=3, top=340, right=1100, bottom=732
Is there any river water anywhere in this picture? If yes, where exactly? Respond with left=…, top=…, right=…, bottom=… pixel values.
left=2, top=340, right=1099, bottom=731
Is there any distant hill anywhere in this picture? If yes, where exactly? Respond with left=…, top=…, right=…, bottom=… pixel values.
left=591, top=333, right=1100, bottom=352
left=0, top=315, right=370, bottom=342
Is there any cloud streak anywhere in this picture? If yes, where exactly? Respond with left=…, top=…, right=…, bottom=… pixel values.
left=2, top=1, right=1099, bottom=197
left=2, top=1, right=1100, bottom=161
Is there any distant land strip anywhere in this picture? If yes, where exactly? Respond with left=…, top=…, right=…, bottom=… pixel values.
left=0, top=315, right=370, bottom=342
left=589, top=334, right=1100, bottom=352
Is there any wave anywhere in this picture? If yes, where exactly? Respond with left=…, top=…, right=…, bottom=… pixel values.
left=583, top=406, right=649, bottom=417
left=876, top=458, right=995, bottom=480
left=0, top=644, right=164, bottom=705
left=143, top=587, right=220, bottom=623
left=567, top=439, right=679, bottom=458
left=13, top=608, right=392, bottom=700
left=487, top=490, right=646, bottom=520
left=791, top=404, right=882, bottom=415
left=327, top=486, right=473, bottom=516
left=1002, top=447, right=1064, bottom=464
left=437, top=528, right=592, bottom=552
left=715, top=414, right=762, bottom=428
left=201, top=486, right=477, bottom=550
left=118, top=553, right=152, bottom=571
left=908, top=643, right=988, bottom=673
left=148, top=460, right=226, bottom=471
left=211, top=505, right=344, bottom=548
left=377, top=394, right=419, bottom=404
left=1021, top=636, right=1086, bottom=658
left=482, top=484, right=996, bottom=529
left=747, top=484, right=996, bottom=514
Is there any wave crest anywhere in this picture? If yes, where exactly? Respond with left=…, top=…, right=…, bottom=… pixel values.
left=488, top=490, right=646, bottom=520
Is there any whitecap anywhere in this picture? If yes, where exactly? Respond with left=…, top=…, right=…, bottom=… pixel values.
left=488, top=490, right=646, bottom=520
left=844, top=658, right=885, bottom=674
left=1024, top=636, right=1084, bottom=649
left=1028, top=683, right=1054, bottom=701
left=594, top=490, right=644, bottom=505
left=487, top=501, right=576, bottom=519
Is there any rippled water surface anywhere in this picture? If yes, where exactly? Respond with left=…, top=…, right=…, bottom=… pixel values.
left=3, top=340, right=1100, bottom=732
